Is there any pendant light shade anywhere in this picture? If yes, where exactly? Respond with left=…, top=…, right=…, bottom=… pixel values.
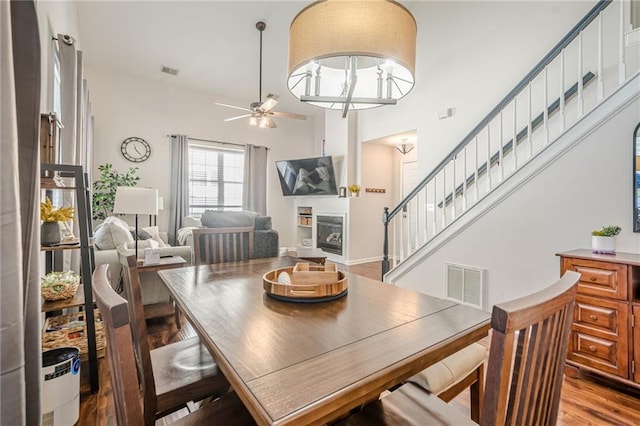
left=288, top=0, right=417, bottom=117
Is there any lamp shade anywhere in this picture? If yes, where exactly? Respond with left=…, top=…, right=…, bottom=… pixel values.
left=113, top=187, right=159, bottom=216
left=288, top=0, right=416, bottom=116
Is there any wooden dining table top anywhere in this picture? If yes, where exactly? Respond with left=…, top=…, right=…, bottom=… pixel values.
left=158, top=256, right=491, bottom=426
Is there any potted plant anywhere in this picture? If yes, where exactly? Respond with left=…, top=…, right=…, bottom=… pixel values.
left=591, top=225, right=621, bottom=254
left=40, top=197, right=75, bottom=246
left=348, top=184, right=361, bottom=197
left=92, top=163, right=140, bottom=221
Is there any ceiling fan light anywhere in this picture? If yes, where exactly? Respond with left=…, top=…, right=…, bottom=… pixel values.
left=249, top=116, right=258, bottom=126
left=258, top=116, right=268, bottom=128
left=288, top=0, right=416, bottom=116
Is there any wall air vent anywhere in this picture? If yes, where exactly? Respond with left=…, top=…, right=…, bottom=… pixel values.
left=160, top=65, right=179, bottom=76
left=445, top=263, right=486, bottom=310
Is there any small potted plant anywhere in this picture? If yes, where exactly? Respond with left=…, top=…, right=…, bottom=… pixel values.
left=591, top=225, right=621, bottom=254
left=41, top=271, right=81, bottom=301
left=348, top=184, right=361, bottom=197
left=40, top=197, right=75, bottom=246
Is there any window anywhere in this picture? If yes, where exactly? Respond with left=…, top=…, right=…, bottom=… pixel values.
left=188, top=141, right=244, bottom=217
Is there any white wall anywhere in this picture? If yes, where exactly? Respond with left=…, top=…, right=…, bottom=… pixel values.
left=395, top=95, right=640, bottom=309
left=358, top=1, right=596, bottom=175
left=84, top=66, right=317, bottom=246
left=348, top=143, right=397, bottom=263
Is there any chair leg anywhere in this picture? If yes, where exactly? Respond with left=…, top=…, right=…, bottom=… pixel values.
left=470, top=363, right=484, bottom=423
left=172, top=298, right=181, bottom=330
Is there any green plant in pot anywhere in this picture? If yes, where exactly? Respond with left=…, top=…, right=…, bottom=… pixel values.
left=92, top=163, right=140, bottom=221
left=591, top=225, right=621, bottom=254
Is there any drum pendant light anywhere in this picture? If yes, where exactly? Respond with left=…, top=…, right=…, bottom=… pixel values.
left=288, top=0, right=417, bottom=117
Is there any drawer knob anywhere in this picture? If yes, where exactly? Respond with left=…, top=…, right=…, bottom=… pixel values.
left=589, top=275, right=597, bottom=281
left=589, top=314, right=598, bottom=321
left=588, top=345, right=597, bottom=352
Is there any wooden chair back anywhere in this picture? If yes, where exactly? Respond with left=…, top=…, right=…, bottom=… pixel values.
left=121, top=255, right=158, bottom=426
left=92, top=264, right=144, bottom=425
left=481, top=270, right=580, bottom=425
left=192, top=226, right=254, bottom=265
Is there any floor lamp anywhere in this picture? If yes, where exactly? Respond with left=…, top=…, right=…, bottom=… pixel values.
left=113, top=187, right=159, bottom=259
left=150, top=196, right=163, bottom=226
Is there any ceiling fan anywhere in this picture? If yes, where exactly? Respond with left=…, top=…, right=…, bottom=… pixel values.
left=216, top=21, right=307, bottom=129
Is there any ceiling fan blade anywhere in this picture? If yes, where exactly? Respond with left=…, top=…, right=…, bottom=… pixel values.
left=216, top=102, right=252, bottom=112
left=224, top=114, right=252, bottom=122
left=260, top=97, right=279, bottom=112
left=271, top=111, right=307, bottom=120
left=267, top=117, right=277, bottom=128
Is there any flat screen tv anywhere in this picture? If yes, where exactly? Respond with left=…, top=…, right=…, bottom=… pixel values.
left=275, top=156, right=338, bottom=196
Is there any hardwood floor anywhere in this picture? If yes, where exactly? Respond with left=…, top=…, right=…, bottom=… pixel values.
left=77, top=260, right=640, bottom=425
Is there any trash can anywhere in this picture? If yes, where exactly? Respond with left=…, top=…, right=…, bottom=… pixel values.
left=41, top=347, right=81, bottom=426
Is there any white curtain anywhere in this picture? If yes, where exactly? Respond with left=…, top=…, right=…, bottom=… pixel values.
left=58, top=34, right=93, bottom=270
left=243, top=144, right=268, bottom=215
left=1, top=0, right=42, bottom=424
left=169, top=135, right=190, bottom=244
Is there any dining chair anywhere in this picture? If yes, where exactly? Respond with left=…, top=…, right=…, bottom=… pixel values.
left=192, top=226, right=254, bottom=266
left=93, top=264, right=255, bottom=425
left=121, top=255, right=231, bottom=425
left=406, top=342, right=486, bottom=422
left=339, top=270, right=580, bottom=426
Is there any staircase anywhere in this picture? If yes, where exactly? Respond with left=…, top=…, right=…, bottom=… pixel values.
left=382, top=0, right=640, bottom=297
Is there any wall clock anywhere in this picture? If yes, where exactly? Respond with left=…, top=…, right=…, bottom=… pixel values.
left=120, top=137, right=151, bottom=163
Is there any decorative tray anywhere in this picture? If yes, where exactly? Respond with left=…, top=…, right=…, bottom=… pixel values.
left=263, top=263, right=348, bottom=303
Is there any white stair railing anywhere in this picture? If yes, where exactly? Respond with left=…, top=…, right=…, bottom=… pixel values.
left=383, top=0, right=637, bottom=277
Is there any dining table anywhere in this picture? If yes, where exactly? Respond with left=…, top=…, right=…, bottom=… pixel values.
left=158, top=256, right=491, bottom=426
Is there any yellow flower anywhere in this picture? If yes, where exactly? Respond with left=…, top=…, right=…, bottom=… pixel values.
left=348, top=184, right=360, bottom=193
left=40, top=197, right=75, bottom=223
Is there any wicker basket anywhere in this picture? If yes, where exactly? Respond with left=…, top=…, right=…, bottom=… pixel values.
left=42, top=311, right=106, bottom=361
left=41, top=271, right=80, bottom=301
left=41, top=281, right=79, bottom=301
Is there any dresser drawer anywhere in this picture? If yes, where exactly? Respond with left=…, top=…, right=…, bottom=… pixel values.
left=568, top=331, right=628, bottom=378
left=562, top=258, right=628, bottom=300
left=574, top=295, right=625, bottom=336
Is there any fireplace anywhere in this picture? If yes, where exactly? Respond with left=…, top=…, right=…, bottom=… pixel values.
left=316, top=215, right=343, bottom=255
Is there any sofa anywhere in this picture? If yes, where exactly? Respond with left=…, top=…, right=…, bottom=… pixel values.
left=93, top=216, right=192, bottom=305
left=177, top=210, right=279, bottom=259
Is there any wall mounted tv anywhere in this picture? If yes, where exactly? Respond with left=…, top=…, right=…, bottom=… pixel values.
left=275, top=156, right=338, bottom=196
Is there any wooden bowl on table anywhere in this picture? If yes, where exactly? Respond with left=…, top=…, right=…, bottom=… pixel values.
left=263, top=263, right=348, bottom=302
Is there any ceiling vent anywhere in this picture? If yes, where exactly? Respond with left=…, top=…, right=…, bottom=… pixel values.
left=160, top=65, right=178, bottom=76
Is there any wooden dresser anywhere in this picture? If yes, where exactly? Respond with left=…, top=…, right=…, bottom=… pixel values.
left=558, top=249, right=640, bottom=387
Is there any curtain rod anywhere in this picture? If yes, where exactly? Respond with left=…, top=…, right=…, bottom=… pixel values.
left=166, top=135, right=269, bottom=150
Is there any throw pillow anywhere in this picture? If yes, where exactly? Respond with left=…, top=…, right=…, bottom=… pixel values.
left=94, top=216, right=134, bottom=250
left=255, top=216, right=272, bottom=231
left=141, top=226, right=167, bottom=247
left=182, top=216, right=202, bottom=228
left=129, top=227, right=153, bottom=240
